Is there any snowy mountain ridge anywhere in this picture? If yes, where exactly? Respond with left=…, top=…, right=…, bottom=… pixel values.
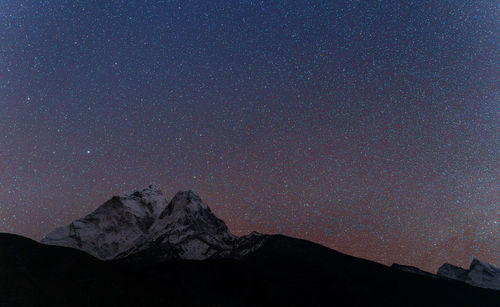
left=41, top=185, right=266, bottom=261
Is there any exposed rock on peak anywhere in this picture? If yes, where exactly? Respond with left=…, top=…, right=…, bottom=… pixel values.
left=160, top=190, right=208, bottom=218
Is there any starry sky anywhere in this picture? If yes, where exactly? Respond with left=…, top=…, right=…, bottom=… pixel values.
left=0, top=0, right=498, bottom=272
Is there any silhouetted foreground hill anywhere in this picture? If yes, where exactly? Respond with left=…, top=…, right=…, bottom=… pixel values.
left=0, top=233, right=163, bottom=306
left=1, top=233, right=499, bottom=306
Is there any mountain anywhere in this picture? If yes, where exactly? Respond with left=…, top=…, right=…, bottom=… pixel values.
left=42, top=186, right=266, bottom=262
left=2, top=186, right=498, bottom=306
left=437, top=259, right=500, bottom=290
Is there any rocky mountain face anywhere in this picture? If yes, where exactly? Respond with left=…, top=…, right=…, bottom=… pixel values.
left=437, top=259, right=500, bottom=290
left=41, top=186, right=267, bottom=262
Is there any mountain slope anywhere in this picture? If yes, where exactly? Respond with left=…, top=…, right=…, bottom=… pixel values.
left=3, top=232, right=500, bottom=306
left=237, top=235, right=500, bottom=306
left=0, top=233, right=167, bottom=306
left=41, top=185, right=169, bottom=260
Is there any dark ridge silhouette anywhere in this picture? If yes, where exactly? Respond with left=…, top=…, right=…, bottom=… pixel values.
left=1, top=233, right=499, bottom=306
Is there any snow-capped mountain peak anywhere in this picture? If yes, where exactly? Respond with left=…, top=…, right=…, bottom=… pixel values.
left=437, top=258, right=500, bottom=290
left=41, top=187, right=265, bottom=262
left=467, top=258, right=500, bottom=290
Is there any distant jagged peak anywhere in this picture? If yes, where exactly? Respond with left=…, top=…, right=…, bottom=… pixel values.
left=437, top=258, right=500, bottom=290
left=469, top=258, right=500, bottom=271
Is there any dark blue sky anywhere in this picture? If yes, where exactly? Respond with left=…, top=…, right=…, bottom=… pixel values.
left=0, top=0, right=498, bottom=272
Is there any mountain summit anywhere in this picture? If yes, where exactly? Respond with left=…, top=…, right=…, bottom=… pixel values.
left=41, top=186, right=265, bottom=261
left=437, top=258, right=500, bottom=290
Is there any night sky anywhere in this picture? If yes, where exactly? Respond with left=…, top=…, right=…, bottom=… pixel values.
left=1, top=0, right=498, bottom=273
